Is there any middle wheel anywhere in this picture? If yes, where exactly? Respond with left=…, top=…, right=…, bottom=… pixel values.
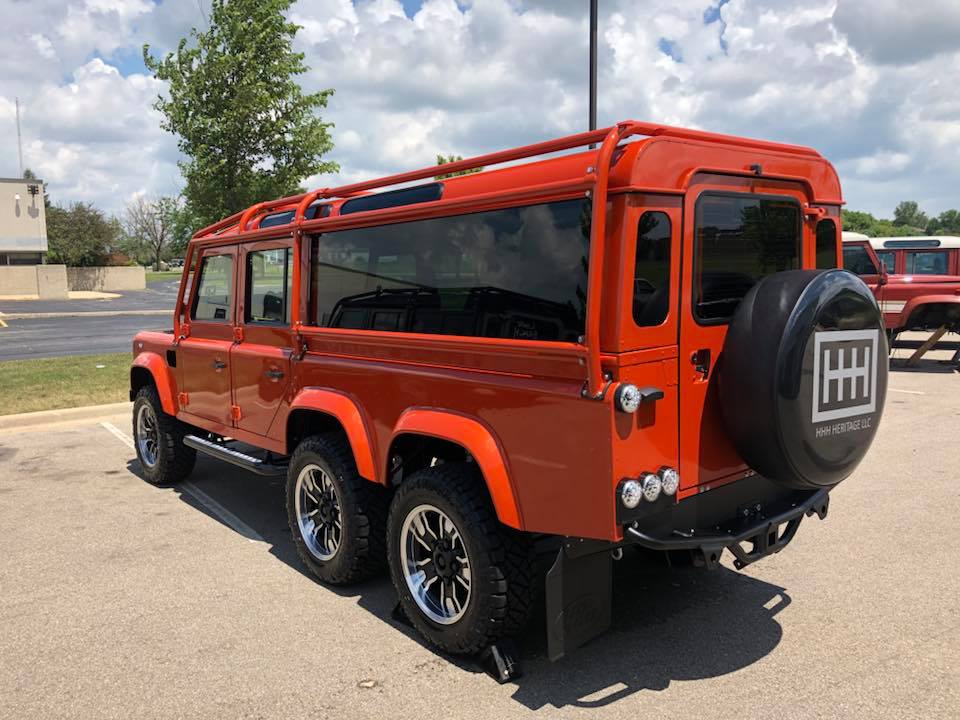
left=387, top=462, right=534, bottom=656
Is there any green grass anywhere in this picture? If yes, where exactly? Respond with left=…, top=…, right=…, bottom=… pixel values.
left=0, top=353, right=129, bottom=416
left=145, top=270, right=182, bottom=283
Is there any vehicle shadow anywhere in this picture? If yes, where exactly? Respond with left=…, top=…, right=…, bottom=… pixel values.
left=888, top=357, right=958, bottom=374
left=125, top=456, right=790, bottom=709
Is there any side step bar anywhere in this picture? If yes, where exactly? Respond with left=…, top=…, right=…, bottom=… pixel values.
left=183, top=435, right=287, bottom=477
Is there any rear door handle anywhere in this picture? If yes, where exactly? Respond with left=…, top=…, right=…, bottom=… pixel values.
left=691, top=348, right=711, bottom=379
left=212, top=359, right=227, bottom=370
left=265, top=368, right=285, bottom=380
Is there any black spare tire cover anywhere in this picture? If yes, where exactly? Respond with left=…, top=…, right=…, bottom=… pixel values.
left=719, top=269, right=887, bottom=489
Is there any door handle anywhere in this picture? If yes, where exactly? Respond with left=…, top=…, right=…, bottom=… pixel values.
left=691, top=348, right=711, bottom=379
left=265, top=368, right=285, bottom=380
left=212, top=359, right=227, bottom=370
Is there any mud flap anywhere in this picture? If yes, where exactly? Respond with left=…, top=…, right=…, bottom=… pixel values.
left=545, top=543, right=612, bottom=661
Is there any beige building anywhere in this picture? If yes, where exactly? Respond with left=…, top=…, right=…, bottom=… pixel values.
left=0, top=177, right=47, bottom=265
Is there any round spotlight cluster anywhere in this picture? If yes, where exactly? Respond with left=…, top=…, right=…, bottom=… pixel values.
left=620, top=467, right=680, bottom=509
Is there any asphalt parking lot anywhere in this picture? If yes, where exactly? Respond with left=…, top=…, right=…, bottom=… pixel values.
left=1, top=365, right=958, bottom=719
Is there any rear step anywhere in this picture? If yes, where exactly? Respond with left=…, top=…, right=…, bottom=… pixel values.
left=183, top=435, right=287, bottom=477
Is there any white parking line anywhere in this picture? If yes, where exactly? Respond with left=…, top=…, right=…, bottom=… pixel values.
left=889, top=388, right=926, bottom=395
left=99, top=421, right=265, bottom=544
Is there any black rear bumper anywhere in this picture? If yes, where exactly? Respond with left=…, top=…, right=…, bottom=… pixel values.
left=626, top=485, right=829, bottom=570
left=545, top=476, right=832, bottom=661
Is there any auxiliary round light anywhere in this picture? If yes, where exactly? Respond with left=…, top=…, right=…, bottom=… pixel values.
left=615, top=383, right=642, bottom=413
left=659, top=467, right=679, bottom=496
left=641, top=473, right=662, bottom=502
left=620, top=479, right=643, bottom=509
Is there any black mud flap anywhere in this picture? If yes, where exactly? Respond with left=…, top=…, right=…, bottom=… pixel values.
left=545, top=543, right=612, bottom=662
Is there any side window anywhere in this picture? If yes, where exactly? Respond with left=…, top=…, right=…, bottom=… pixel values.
left=906, top=251, right=948, bottom=275
left=633, top=212, right=671, bottom=327
left=816, top=219, right=838, bottom=269
left=309, top=199, right=590, bottom=341
left=246, top=248, right=292, bottom=324
left=192, top=253, right=234, bottom=322
left=875, top=250, right=896, bottom=274
left=694, top=194, right=800, bottom=323
left=842, top=244, right=879, bottom=276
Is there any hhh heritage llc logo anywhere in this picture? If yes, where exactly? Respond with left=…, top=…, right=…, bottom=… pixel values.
left=811, top=329, right=879, bottom=427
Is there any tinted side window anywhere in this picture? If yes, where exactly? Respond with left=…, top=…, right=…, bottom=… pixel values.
left=310, top=199, right=590, bottom=341
left=246, top=248, right=292, bottom=324
left=694, top=194, right=800, bottom=322
left=816, top=219, right=838, bottom=269
left=875, top=250, right=896, bottom=273
left=906, top=251, right=948, bottom=275
left=633, top=212, right=671, bottom=327
left=192, top=254, right=233, bottom=322
left=842, top=245, right=879, bottom=276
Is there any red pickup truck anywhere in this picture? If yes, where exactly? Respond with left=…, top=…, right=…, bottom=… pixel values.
left=129, top=122, right=887, bottom=673
left=842, top=232, right=960, bottom=341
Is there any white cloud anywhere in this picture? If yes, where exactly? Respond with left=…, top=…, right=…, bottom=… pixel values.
left=0, top=0, right=957, bottom=220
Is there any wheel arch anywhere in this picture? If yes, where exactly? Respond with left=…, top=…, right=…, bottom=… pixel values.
left=131, top=352, right=177, bottom=415
left=899, top=295, right=960, bottom=331
left=286, top=388, right=379, bottom=483
left=389, top=409, right=522, bottom=530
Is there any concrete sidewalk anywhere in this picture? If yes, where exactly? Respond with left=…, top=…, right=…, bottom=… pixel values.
left=0, top=279, right=179, bottom=316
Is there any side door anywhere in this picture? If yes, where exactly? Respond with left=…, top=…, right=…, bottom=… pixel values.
left=230, top=241, right=294, bottom=437
left=178, top=247, right=238, bottom=428
left=678, top=184, right=806, bottom=494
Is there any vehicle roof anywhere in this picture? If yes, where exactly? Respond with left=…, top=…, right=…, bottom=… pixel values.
left=842, top=232, right=960, bottom=249
left=192, top=121, right=844, bottom=245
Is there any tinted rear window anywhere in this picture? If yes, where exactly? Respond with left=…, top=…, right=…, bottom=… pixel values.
left=816, top=219, right=838, bottom=269
left=309, top=199, right=590, bottom=342
left=633, top=212, right=671, bottom=327
left=906, top=251, right=948, bottom=275
left=694, top=194, right=801, bottom=322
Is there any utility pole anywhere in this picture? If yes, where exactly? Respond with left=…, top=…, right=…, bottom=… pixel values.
left=588, top=0, right=598, bottom=148
left=15, top=97, right=23, bottom=177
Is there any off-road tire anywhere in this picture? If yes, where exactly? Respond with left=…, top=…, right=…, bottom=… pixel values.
left=132, top=385, right=196, bottom=485
left=285, top=433, right=388, bottom=585
left=387, top=462, right=535, bottom=656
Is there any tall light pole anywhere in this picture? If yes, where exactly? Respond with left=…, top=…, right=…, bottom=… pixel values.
left=15, top=97, right=24, bottom=177
left=589, top=0, right=598, bottom=134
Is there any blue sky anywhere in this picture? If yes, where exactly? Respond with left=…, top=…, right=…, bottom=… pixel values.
left=2, top=0, right=959, bottom=219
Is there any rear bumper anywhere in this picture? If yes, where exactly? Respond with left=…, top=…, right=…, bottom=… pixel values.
left=625, top=485, right=829, bottom=569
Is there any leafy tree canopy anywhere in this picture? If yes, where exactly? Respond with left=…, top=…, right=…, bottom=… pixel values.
left=144, top=0, right=338, bottom=231
left=435, top=154, right=483, bottom=180
left=47, top=203, right=122, bottom=267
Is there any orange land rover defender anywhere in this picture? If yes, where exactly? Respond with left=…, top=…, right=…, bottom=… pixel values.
left=130, top=121, right=887, bottom=670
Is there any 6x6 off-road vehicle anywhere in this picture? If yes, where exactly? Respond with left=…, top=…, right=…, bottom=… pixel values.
left=130, top=121, right=887, bottom=670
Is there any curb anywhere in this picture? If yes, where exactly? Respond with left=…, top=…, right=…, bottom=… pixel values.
left=0, top=310, right=170, bottom=320
left=0, top=401, right=132, bottom=431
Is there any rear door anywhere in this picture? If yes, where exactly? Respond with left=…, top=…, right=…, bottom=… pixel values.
left=231, top=241, right=294, bottom=437
left=678, top=184, right=805, bottom=495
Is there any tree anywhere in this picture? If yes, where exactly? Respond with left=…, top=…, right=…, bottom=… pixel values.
left=435, top=154, right=483, bottom=180
left=840, top=209, right=878, bottom=235
left=124, top=196, right=179, bottom=271
left=46, top=203, right=121, bottom=267
left=893, top=200, right=928, bottom=230
left=144, top=0, right=338, bottom=230
left=926, top=209, right=960, bottom=235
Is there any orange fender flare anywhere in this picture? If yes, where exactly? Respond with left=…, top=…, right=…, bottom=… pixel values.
left=392, top=409, right=522, bottom=530
left=288, top=388, right=379, bottom=483
left=132, top=352, right=177, bottom=415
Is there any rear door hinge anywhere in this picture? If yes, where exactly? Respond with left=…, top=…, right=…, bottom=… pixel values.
left=178, top=392, right=189, bottom=407
left=230, top=405, right=243, bottom=421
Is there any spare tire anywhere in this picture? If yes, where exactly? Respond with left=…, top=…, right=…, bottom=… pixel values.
left=719, top=269, right=887, bottom=489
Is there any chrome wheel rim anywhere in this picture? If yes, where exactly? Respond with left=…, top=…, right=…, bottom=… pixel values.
left=135, top=404, right=159, bottom=468
left=400, top=504, right=472, bottom=625
left=295, top=464, right=342, bottom=561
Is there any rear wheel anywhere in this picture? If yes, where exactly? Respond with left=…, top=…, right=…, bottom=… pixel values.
left=285, top=434, right=388, bottom=585
left=387, top=463, right=534, bottom=655
left=132, top=385, right=196, bottom=485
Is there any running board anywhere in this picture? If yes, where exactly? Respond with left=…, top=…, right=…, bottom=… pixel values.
left=183, top=435, right=287, bottom=477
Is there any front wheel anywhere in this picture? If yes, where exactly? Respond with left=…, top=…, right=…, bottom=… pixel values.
left=132, top=385, right=196, bottom=485
left=387, top=463, right=534, bottom=655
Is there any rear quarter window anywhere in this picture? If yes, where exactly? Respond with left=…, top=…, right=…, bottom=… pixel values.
left=694, top=194, right=801, bottom=323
